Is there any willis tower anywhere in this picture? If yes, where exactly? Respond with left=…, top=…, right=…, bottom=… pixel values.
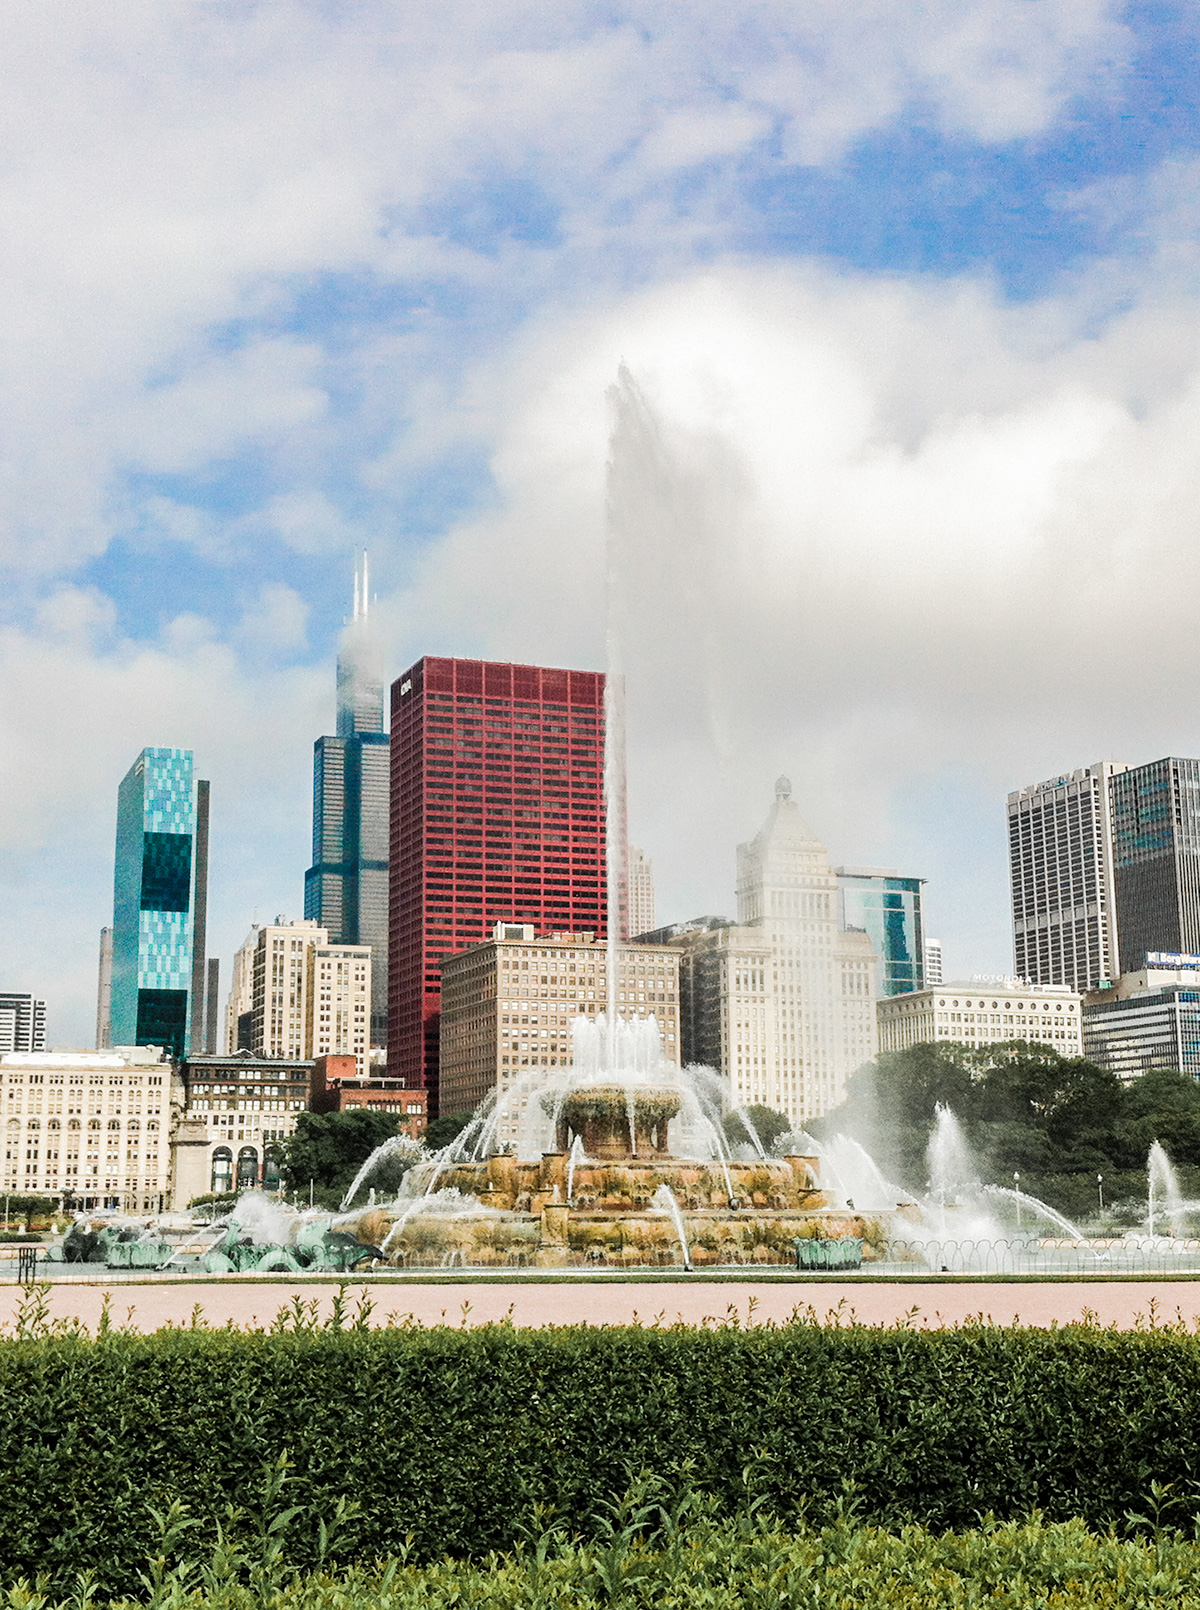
left=305, top=553, right=389, bottom=1044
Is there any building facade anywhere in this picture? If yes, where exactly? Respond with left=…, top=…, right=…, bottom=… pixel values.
left=836, top=866, right=925, bottom=997
left=304, top=554, right=390, bottom=1044
left=923, top=937, right=943, bottom=986
left=877, top=981, right=1084, bottom=1056
left=176, top=1050, right=312, bottom=1199
left=388, top=656, right=611, bottom=1112
left=0, top=994, right=46, bottom=1054
left=438, top=923, right=680, bottom=1121
left=1082, top=954, right=1200, bottom=1082
left=109, top=749, right=212, bottom=1059
left=310, top=1053, right=428, bottom=1135
left=0, top=1046, right=177, bottom=1211
left=232, top=918, right=371, bottom=1076
left=1110, top=757, right=1200, bottom=974
left=1007, top=762, right=1128, bottom=993
left=628, top=847, right=655, bottom=938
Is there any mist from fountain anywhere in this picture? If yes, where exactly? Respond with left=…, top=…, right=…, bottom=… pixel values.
left=1148, top=1140, right=1186, bottom=1237
left=820, top=1135, right=907, bottom=1212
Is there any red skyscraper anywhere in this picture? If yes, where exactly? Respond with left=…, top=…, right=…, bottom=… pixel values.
left=388, top=656, right=613, bottom=1108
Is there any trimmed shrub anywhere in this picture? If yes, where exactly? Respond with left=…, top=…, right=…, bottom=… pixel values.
left=5, top=1293, right=1200, bottom=1592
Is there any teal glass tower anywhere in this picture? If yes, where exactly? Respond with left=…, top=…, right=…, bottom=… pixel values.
left=836, top=866, right=925, bottom=997
left=305, top=554, right=389, bottom=1044
left=109, top=748, right=209, bottom=1059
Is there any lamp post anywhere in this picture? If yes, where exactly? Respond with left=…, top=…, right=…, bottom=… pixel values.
left=1097, top=1173, right=1104, bottom=1213
left=1014, top=1172, right=1021, bottom=1231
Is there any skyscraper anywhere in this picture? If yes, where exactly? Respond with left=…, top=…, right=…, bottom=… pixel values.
left=388, top=656, right=610, bottom=1108
left=0, top=993, right=46, bottom=1053
left=305, top=554, right=390, bottom=1044
left=1007, top=762, right=1129, bottom=992
left=835, top=866, right=925, bottom=997
left=628, top=846, right=655, bottom=938
left=109, top=748, right=210, bottom=1060
left=231, top=917, right=372, bottom=1076
left=1110, top=757, right=1200, bottom=973
left=650, top=782, right=878, bottom=1126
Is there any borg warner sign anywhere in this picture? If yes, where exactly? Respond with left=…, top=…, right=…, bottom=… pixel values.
left=1146, top=951, right=1200, bottom=969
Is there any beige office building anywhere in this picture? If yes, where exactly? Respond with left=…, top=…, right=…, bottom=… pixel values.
left=227, top=918, right=371, bottom=1076
left=877, top=981, right=1084, bottom=1055
left=628, top=847, right=656, bottom=938
left=0, top=1046, right=179, bottom=1212
left=439, top=923, right=681, bottom=1119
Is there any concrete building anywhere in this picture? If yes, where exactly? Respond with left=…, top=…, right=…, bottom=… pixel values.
left=224, top=924, right=259, bottom=1052
left=1110, top=758, right=1200, bottom=974
left=304, top=554, right=390, bottom=1045
left=310, top=1052, right=427, bottom=1136
left=836, top=866, right=925, bottom=997
left=923, top=937, right=943, bottom=986
left=438, top=922, right=681, bottom=1121
left=96, top=928, right=113, bottom=1048
left=1008, top=762, right=1128, bottom=993
left=1081, top=953, right=1200, bottom=1082
left=231, top=918, right=371, bottom=1076
left=628, top=847, right=655, bottom=938
left=0, top=994, right=46, bottom=1054
left=642, top=783, right=878, bottom=1127
left=109, top=749, right=215, bottom=1059
left=173, top=1050, right=313, bottom=1204
left=877, top=980, right=1084, bottom=1056
left=0, top=1046, right=178, bottom=1211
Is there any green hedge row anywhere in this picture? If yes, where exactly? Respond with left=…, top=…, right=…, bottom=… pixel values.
left=5, top=1296, right=1200, bottom=1593
left=16, top=1508, right=1200, bottom=1609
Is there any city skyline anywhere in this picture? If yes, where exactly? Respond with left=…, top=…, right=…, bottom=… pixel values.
left=9, top=8, right=1200, bottom=1040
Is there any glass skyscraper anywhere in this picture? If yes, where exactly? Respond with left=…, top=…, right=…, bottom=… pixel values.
left=835, top=866, right=925, bottom=997
left=109, top=748, right=209, bottom=1059
left=305, top=555, right=390, bottom=1044
left=1111, top=757, right=1200, bottom=974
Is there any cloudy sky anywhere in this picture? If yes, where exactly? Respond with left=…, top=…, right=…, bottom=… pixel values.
left=3, top=1, right=1200, bottom=1044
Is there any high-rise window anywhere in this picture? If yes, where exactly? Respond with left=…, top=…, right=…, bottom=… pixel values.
left=388, top=657, right=611, bottom=1109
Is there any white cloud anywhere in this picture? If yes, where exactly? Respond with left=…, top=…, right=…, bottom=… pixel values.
left=0, top=1, right=1128, bottom=572
left=379, top=262, right=1200, bottom=978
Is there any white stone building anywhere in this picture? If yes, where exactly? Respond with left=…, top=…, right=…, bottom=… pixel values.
left=0, top=1046, right=179, bottom=1211
left=877, top=980, right=1084, bottom=1056
left=225, top=918, right=372, bottom=1076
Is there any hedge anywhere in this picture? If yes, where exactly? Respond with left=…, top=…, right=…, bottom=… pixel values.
left=4, top=1290, right=1200, bottom=1593
left=15, top=1509, right=1200, bottom=1608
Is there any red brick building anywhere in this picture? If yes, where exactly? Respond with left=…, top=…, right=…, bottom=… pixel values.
left=387, top=657, right=613, bottom=1113
left=309, top=1053, right=427, bottom=1138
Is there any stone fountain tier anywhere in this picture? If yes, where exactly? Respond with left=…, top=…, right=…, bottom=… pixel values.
left=419, top=1150, right=823, bottom=1217
left=543, top=1083, right=682, bottom=1159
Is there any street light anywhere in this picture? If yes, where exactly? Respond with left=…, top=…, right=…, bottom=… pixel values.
left=1097, top=1173, right=1104, bottom=1213
left=1014, top=1172, right=1021, bottom=1230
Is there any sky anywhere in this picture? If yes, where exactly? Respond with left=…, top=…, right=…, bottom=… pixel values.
left=4, top=1, right=1200, bottom=1045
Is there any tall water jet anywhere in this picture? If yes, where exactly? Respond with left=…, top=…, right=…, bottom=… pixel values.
left=653, top=1184, right=692, bottom=1270
left=926, top=1105, right=979, bottom=1202
left=1148, top=1141, right=1185, bottom=1237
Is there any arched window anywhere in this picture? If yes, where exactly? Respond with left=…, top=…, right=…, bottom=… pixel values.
left=127, top=1119, right=139, bottom=1132
left=47, top=1120, right=59, bottom=1131
left=211, top=1147, right=233, bottom=1194
left=67, top=1119, right=80, bottom=1131
left=88, top=1119, right=101, bottom=1131
left=147, top=1120, right=159, bottom=1132
left=235, top=1146, right=259, bottom=1190
left=6, top=1119, right=17, bottom=1131
left=263, top=1146, right=282, bottom=1192
left=108, top=1119, right=120, bottom=1131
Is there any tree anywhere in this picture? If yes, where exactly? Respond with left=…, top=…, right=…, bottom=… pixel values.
left=721, top=1105, right=793, bottom=1154
left=424, top=1110, right=476, bottom=1152
left=280, top=1110, right=408, bottom=1206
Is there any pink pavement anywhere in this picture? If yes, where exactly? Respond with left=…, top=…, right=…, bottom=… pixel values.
left=2, top=1278, right=1200, bottom=1333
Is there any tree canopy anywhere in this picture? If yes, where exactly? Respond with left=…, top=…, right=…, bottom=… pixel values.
left=722, top=1105, right=793, bottom=1154
left=280, top=1110, right=413, bottom=1207
left=811, top=1040, right=1200, bottom=1213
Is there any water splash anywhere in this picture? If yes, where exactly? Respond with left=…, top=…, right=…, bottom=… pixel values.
left=821, top=1135, right=907, bottom=1212
left=1148, top=1140, right=1185, bottom=1237
left=566, top=1134, right=587, bottom=1203
left=653, top=1183, right=692, bottom=1270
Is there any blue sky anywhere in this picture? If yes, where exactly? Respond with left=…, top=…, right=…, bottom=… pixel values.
left=4, top=1, right=1200, bottom=1042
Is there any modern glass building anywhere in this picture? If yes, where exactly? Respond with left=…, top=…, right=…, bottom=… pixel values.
left=109, top=748, right=209, bottom=1060
left=835, top=867, right=925, bottom=997
left=1082, top=984, right=1200, bottom=1082
left=1111, top=757, right=1200, bottom=974
left=305, top=555, right=390, bottom=1044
